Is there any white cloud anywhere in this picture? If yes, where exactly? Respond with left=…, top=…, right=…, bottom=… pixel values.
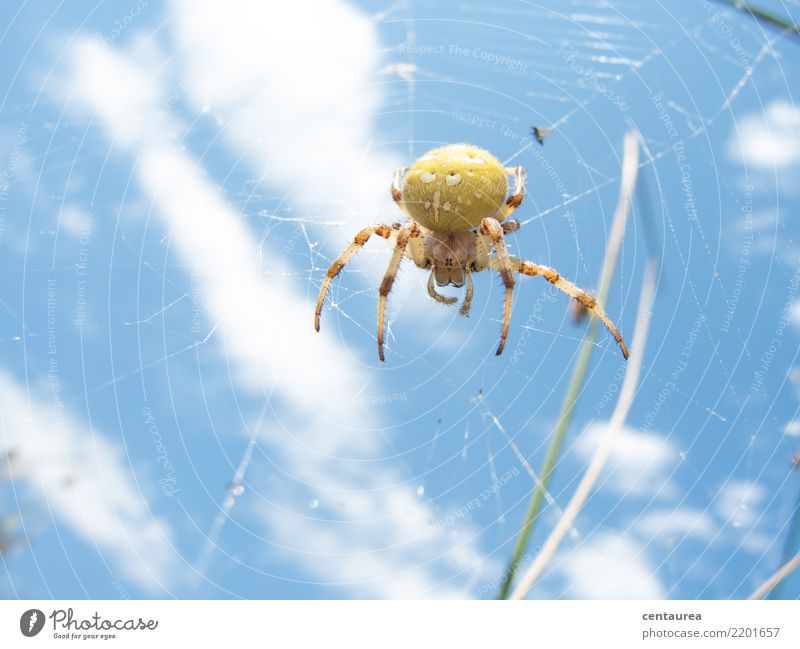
left=790, top=302, right=800, bottom=328
left=713, top=480, right=766, bottom=528
left=57, top=13, right=494, bottom=597
left=0, top=372, right=175, bottom=591
left=728, top=100, right=800, bottom=169
left=783, top=419, right=800, bottom=436
left=59, top=34, right=380, bottom=453
left=634, top=508, right=716, bottom=542
left=171, top=0, right=392, bottom=215
left=58, top=204, right=93, bottom=239
left=575, top=423, right=678, bottom=497
left=269, top=486, right=486, bottom=598
left=560, top=533, right=665, bottom=599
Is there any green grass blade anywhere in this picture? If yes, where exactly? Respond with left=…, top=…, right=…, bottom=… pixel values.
left=496, top=327, right=598, bottom=598
left=712, top=0, right=800, bottom=39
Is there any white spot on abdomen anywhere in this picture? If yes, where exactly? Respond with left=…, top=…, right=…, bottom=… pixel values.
left=445, top=173, right=462, bottom=186
left=433, top=190, right=441, bottom=222
left=420, top=172, right=436, bottom=184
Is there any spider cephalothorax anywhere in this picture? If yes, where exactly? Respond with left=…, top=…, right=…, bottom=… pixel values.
left=314, top=143, right=629, bottom=362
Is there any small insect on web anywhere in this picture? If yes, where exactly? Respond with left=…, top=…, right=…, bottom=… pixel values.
left=314, top=143, right=629, bottom=362
left=531, top=126, right=549, bottom=145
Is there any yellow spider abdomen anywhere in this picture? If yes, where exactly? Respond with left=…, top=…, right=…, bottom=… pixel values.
left=402, top=143, right=508, bottom=232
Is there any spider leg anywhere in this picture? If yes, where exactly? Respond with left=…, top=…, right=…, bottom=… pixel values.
left=501, top=257, right=629, bottom=359
left=459, top=270, right=474, bottom=317
left=427, top=271, right=458, bottom=305
left=479, top=217, right=516, bottom=355
left=377, top=222, right=420, bottom=361
left=404, top=231, right=429, bottom=268
left=498, top=165, right=526, bottom=221
left=314, top=223, right=395, bottom=331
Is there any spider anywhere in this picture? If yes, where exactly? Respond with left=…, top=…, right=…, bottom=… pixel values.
left=314, top=143, right=629, bottom=362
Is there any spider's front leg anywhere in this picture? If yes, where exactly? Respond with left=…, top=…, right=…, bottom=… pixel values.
left=499, top=165, right=526, bottom=221
left=479, top=216, right=516, bottom=355
left=314, top=223, right=396, bottom=331
left=377, top=221, right=421, bottom=361
left=501, top=257, right=630, bottom=359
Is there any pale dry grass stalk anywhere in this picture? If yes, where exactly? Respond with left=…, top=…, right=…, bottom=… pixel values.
left=509, top=259, right=657, bottom=600
left=747, top=552, right=800, bottom=600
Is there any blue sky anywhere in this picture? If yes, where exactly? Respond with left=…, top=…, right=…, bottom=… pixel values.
left=1, top=0, right=800, bottom=599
